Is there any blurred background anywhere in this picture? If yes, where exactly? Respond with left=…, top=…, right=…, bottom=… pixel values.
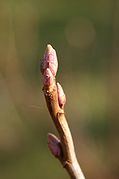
left=0, top=0, right=119, bottom=178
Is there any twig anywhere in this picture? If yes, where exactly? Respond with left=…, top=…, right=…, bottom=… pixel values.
left=40, top=44, right=85, bottom=179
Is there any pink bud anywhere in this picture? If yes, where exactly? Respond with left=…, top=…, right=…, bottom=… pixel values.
left=43, top=68, right=54, bottom=86
left=57, top=83, right=66, bottom=108
left=41, top=44, right=58, bottom=77
left=48, top=133, right=61, bottom=158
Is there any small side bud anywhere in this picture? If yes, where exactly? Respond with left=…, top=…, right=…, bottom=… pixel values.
left=48, top=133, right=62, bottom=158
left=57, top=83, right=66, bottom=108
left=43, top=68, right=54, bottom=86
left=41, top=44, right=58, bottom=77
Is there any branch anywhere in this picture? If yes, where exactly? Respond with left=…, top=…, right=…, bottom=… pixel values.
left=40, top=44, right=85, bottom=179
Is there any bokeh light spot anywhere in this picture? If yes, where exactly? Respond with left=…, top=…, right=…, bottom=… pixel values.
left=65, top=17, right=96, bottom=49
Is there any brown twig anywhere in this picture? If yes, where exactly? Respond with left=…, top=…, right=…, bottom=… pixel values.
left=41, top=44, right=85, bottom=179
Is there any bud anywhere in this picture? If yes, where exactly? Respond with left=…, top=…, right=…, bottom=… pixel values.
left=57, top=83, right=66, bottom=108
left=41, top=44, right=58, bottom=77
left=48, top=133, right=61, bottom=158
left=43, top=68, right=54, bottom=86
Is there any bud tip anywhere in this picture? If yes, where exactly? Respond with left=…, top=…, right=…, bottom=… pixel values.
left=47, top=44, right=53, bottom=52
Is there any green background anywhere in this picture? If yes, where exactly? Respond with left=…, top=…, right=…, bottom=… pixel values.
left=0, top=0, right=119, bottom=178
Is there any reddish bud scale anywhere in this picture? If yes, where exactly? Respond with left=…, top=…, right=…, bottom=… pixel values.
left=48, top=133, right=61, bottom=158
left=41, top=44, right=58, bottom=77
left=43, top=68, right=54, bottom=86
left=57, top=83, right=66, bottom=108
